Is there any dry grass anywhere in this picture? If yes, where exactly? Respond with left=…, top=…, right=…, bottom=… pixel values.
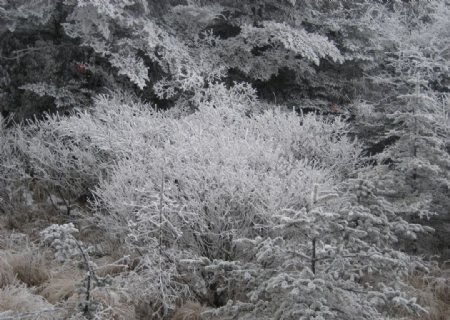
left=67, top=288, right=136, bottom=320
left=0, top=196, right=67, bottom=242
left=0, top=256, right=15, bottom=288
left=171, top=302, right=205, bottom=320
left=40, top=269, right=134, bottom=319
left=96, top=263, right=129, bottom=278
left=77, top=223, right=128, bottom=260
left=40, top=278, right=78, bottom=304
left=37, top=261, right=86, bottom=309
left=6, top=251, right=50, bottom=286
left=94, top=255, right=135, bottom=278
left=408, top=267, right=450, bottom=320
left=93, top=288, right=136, bottom=319
left=0, top=284, right=62, bottom=319
left=0, top=232, right=30, bottom=252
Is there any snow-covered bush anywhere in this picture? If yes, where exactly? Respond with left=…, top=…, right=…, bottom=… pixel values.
left=39, top=89, right=424, bottom=319
left=0, top=113, right=113, bottom=213
left=40, top=223, right=80, bottom=262
left=0, top=86, right=433, bottom=319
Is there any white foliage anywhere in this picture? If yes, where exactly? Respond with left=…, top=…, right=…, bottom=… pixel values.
left=31, top=91, right=421, bottom=319
left=241, top=21, right=344, bottom=66
left=40, top=223, right=80, bottom=262
left=20, top=82, right=91, bottom=108
left=109, top=50, right=149, bottom=89
left=0, top=86, right=430, bottom=319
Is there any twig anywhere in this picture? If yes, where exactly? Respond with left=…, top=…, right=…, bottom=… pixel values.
left=74, top=239, right=98, bottom=319
left=159, top=162, right=165, bottom=257
left=56, top=188, right=71, bottom=215
left=311, top=237, right=316, bottom=274
left=158, top=159, right=167, bottom=314
left=0, top=43, right=75, bottom=61
left=41, top=185, right=60, bottom=213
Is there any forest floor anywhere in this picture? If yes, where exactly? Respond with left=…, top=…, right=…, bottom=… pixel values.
left=0, top=200, right=450, bottom=319
left=0, top=201, right=144, bottom=319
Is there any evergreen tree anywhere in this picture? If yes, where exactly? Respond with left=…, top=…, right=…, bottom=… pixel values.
left=355, top=0, right=450, bottom=256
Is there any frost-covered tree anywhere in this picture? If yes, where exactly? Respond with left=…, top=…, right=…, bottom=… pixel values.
left=1, top=0, right=389, bottom=118
left=0, top=0, right=100, bottom=119
left=355, top=0, right=450, bottom=256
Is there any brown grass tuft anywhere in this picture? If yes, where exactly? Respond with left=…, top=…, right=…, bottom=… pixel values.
left=94, top=256, right=133, bottom=277
left=66, top=288, right=135, bottom=320
left=93, top=288, right=136, bottom=319
left=172, top=302, right=204, bottom=320
left=0, top=256, right=15, bottom=288
left=95, top=263, right=129, bottom=278
left=78, top=224, right=128, bottom=260
left=6, top=251, right=50, bottom=286
left=0, top=284, right=62, bottom=319
left=39, top=278, right=78, bottom=304
left=408, top=267, right=450, bottom=320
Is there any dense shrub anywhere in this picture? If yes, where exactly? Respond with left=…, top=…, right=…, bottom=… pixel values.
left=11, top=89, right=419, bottom=319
